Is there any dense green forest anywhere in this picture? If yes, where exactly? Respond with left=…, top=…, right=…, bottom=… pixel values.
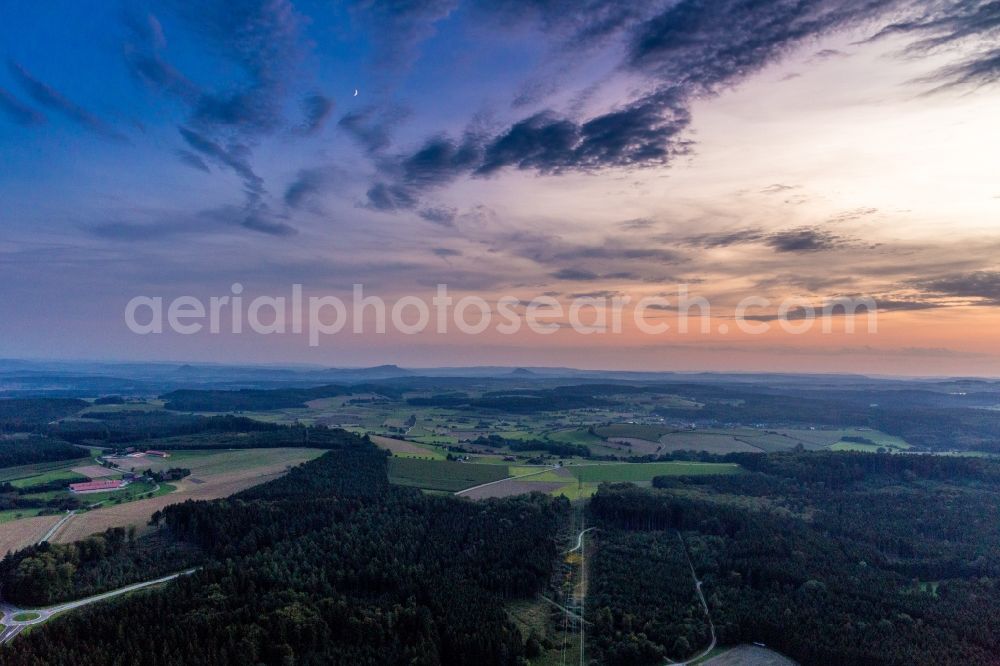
left=407, top=387, right=613, bottom=413
left=0, top=398, right=87, bottom=433
left=160, top=385, right=351, bottom=411
left=160, top=384, right=402, bottom=411
left=0, top=435, right=83, bottom=468
left=2, top=437, right=569, bottom=665
left=587, top=452, right=1000, bottom=664
left=588, top=529, right=709, bottom=665
left=0, top=528, right=204, bottom=606
left=47, top=410, right=366, bottom=451
left=50, top=411, right=280, bottom=444
left=470, top=434, right=591, bottom=458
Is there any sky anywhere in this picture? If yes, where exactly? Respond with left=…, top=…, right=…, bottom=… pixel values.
left=1, top=0, right=1000, bottom=375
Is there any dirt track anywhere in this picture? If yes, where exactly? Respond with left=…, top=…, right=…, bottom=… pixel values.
left=460, top=480, right=566, bottom=499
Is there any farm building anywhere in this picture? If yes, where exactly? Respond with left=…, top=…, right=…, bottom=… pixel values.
left=145, top=450, right=170, bottom=458
left=69, top=479, right=127, bottom=494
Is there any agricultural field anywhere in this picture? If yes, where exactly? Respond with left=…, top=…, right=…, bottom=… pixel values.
left=657, top=431, right=762, bottom=454
left=594, top=423, right=673, bottom=441
left=53, top=448, right=319, bottom=543
left=566, top=461, right=741, bottom=483
left=8, top=468, right=88, bottom=488
left=369, top=435, right=445, bottom=459
left=774, top=427, right=910, bottom=451
left=0, top=448, right=323, bottom=548
left=0, top=455, right=93, bottom=484
left=111, top=447, right=323, bottom=477
left=0, top=514, right=63, bottom=555
left=388, top=457, right=509, bottom=492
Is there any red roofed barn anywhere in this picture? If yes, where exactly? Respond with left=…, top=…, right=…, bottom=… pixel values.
left=69, top=479, right=127, bottom=494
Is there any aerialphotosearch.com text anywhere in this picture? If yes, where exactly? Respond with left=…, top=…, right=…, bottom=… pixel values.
left=124, top=284, right=880, bottom=346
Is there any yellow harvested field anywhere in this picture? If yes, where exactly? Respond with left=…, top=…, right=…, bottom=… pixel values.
left=52, top=457, right=311, bottom=543
left=370, top=435, right=435, bottom=457
left=0, top=514, right=62, bottom=556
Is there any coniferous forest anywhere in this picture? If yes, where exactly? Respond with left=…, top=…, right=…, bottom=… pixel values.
left=586, top=453, right=1000, bottom=665
left=1, top=435, right=568, bottom=665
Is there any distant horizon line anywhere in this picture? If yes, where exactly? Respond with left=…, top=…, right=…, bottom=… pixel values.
left=0, top=355, right=996, bottom=382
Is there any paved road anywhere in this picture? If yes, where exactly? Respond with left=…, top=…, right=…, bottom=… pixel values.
left=0, top=569, right=197, bottom=645
left=0, top=624, right=24, bottom=645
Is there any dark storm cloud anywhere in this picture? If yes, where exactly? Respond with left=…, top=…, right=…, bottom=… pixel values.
left=282, top=167, right=344, bottom=210
left=123, top=5, right=294, bottom=128
left=679, top=226, right=853, bottom=252
left=910, top=271, right=1000, bottom=304
left=366, top=88, right=691, bottom=208
left=7, top=61, right=126, bottom=141
left=875, top=1, right=1000, bottom=88
left=478, top=89, right=692, bottom=174
left=176, top=149, right=211, bottom=173
left=625, top=0, right=894, bottom=88
left=238, top=208, right=298, bottom=237
left=366, top=0, right=907, bottom=209
left=89, top=204, right=293, bottom=240
left=570, top=289, right=623, bottom=299
left=761, top=183, right=799, bottom=194
left=177, top=126, right=293, bottom=236
left=158, top=0, right=303, bottom=133
left=552, top=245, right=680, bottom=262
left=364, top=133, right=481, bottom=209
left=828, top=207, right=878, bottom=223
left=297, top=94, right=334, bottom=135
left=119, top=2, right=310, bottom=237
left=338, top=106, right=410, bottom=155
left=740, top=297, right=942, bottom=321
left=196, top=205, right=296, bottom=237
left=0, top=86, right=45, bottom=126
left=121, top=13, right=199, bottom=103
left=346, top=0, right=457, bottom=67
left=366, top=182, right=418, bottom=211
left=419, top=206, right=458, bottom=226
left=681, top=228, right=766, bottom=248
left=619, top=218, right=654, bottom=231
left=403, top=135, right=484, bottom=186
left=872, top=298, right=943, bottom=312
left=766, top=227, right=848, bottom=252
left=811, top=48, right=848, bottom=61
left=178, top=127, right=263, bottom=198
left=551, top=267, right=600, bottom=280
left=471, top=0, right=652, bottom=44
left=432, top=248, right=462, bottom=258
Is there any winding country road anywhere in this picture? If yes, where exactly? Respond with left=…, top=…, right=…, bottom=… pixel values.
left=0, top=569, right=197, bottom=645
